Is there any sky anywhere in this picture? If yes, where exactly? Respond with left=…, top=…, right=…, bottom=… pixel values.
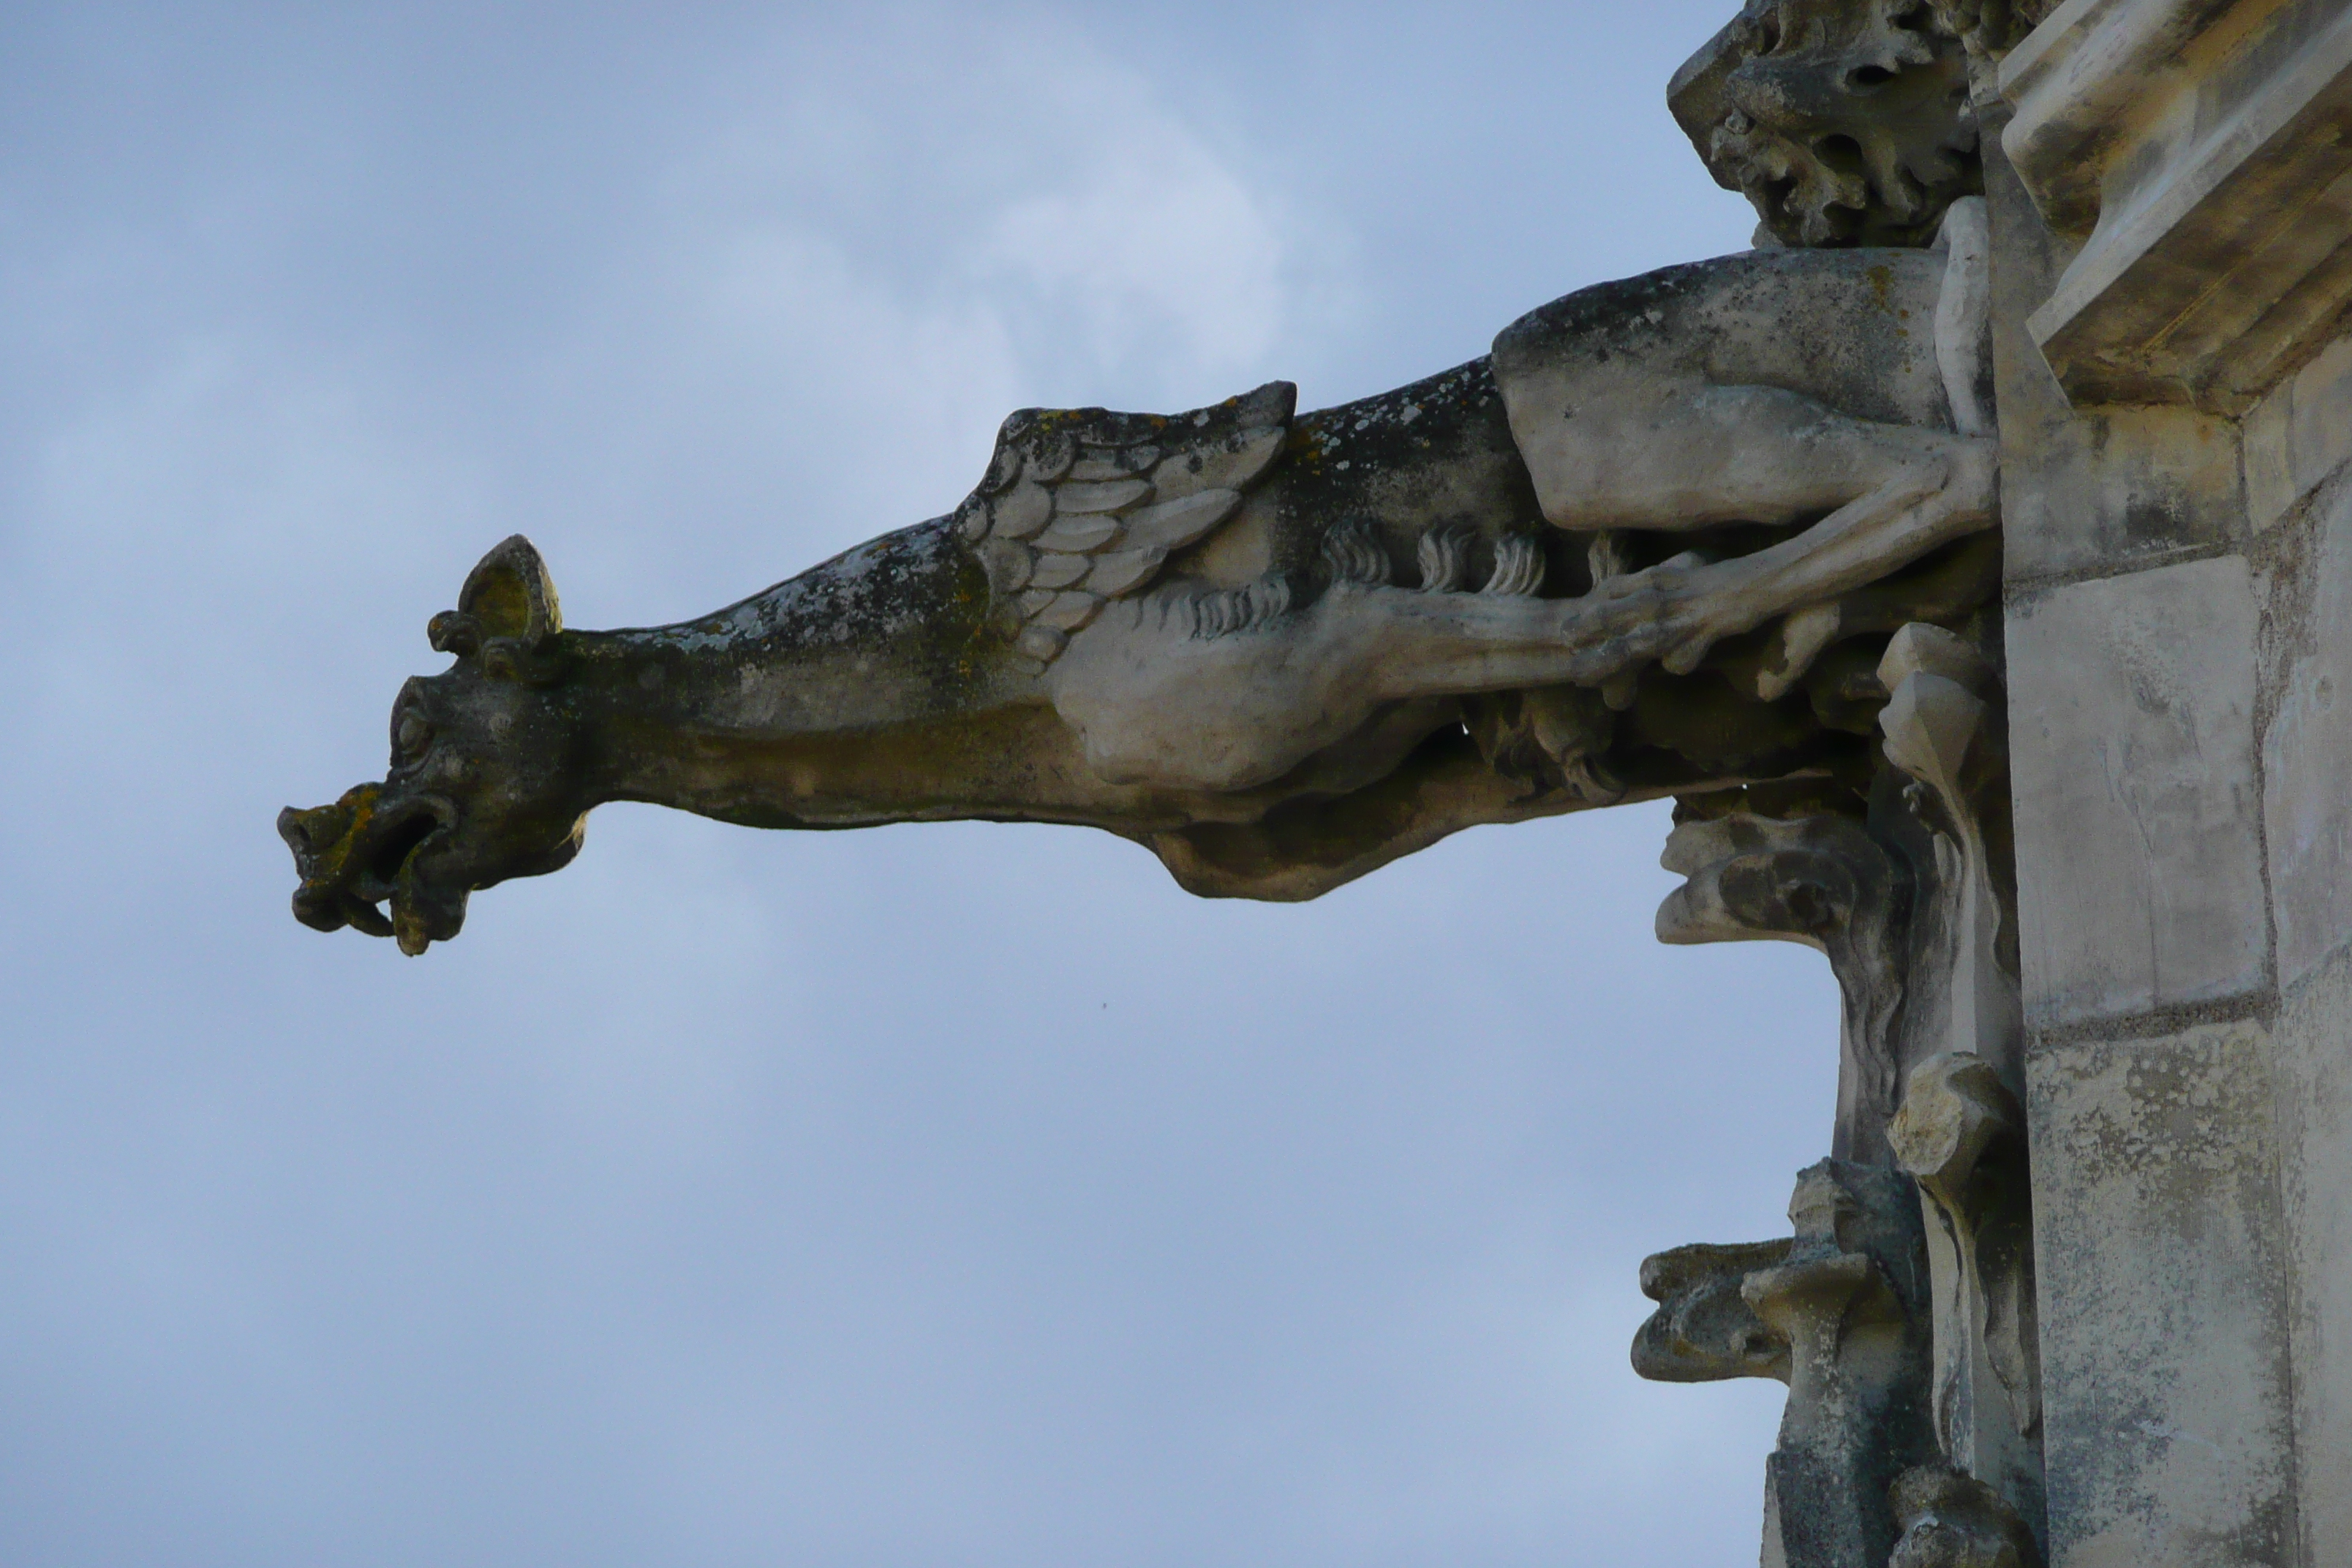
left=0, top=6, right=1844, bottom=1564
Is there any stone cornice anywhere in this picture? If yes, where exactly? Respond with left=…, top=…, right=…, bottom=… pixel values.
left=2001, top=0, right=2352, bottom=412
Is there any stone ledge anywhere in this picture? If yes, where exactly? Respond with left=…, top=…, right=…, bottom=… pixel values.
left=2001, top=0, right=2352, bottom=413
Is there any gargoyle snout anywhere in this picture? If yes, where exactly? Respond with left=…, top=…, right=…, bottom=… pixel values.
left=278, top=784, right=464, bottom=954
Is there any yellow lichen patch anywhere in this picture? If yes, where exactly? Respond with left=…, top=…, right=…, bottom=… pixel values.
left=290, top=783, right=384, bottom=885
left=470, top=574, right=533, bottom=639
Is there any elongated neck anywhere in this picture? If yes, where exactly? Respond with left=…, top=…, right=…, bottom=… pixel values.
left=547, top=520, right=1127, bottom=829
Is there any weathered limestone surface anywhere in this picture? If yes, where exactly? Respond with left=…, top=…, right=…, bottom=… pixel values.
left=1987, top=10, right=2325, bottom=1550
left=1891, top=1463, right=2046, bottom=1568
left=2258, top=466, right=2352, bottom=987
left=2244, top=332, right=2352, bottom=535
left=2253, top=437, right=2352, bottom=1568
left=1990, top=5, right=2352, bottom=1561
left=1754, top=1161, right=1937, bottom=1568
left=2273, top=949, right=2352, bottom=1568
left=2026, top=1022, right=2296, bottom=1567
left=1982, top=97, right=2247, bottom=588
left=1652, top=616, right=2042, bottom=1558
left=1891, top=1055, right=2043, bottom=1541
left=279, top=232, right=2002, bottom=952
left=2001, top=0, right=2352, bottom=412
left=2004, top=557, right=2268, bottom=1025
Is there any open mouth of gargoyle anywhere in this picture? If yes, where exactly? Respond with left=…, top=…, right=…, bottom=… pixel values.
left=279, top=788, right=455, bottom=947
left=360, top=802, right=447, bottom=896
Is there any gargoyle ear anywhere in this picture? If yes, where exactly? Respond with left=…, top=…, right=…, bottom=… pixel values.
left=429, top=535, right=562, bottom=659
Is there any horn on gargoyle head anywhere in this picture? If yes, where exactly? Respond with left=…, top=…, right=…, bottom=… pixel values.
left=427, top=534, right=568, bottom=684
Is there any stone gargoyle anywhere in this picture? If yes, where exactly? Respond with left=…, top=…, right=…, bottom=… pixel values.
left=281, top=6, right=2000, bottom=955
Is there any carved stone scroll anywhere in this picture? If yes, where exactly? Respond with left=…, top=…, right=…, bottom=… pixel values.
left=1875, top=624, right=2021, bottom=1081
left=1875, top=624, right=2043, bottom=1556
left=1890, top=1055, right=2043, bottom=1547
left=1657, top=803, right=1912, bottom=1165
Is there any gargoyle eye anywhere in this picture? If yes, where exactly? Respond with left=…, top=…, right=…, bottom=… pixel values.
left=393, top=708, right=434, bottom=764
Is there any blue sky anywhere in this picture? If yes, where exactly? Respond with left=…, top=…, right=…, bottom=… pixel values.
left=0, top=6, right=1843, bottom=1564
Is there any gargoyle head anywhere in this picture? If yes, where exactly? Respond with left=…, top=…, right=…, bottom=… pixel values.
left=279, top=536, right=589, bottom=955
left=1669, top=0, right=1980, bottom=248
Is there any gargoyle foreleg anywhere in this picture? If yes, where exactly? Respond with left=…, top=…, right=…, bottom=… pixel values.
left=1523, top=380, right=1974, bottom=535
left=1338, top=432, right=1996, bottom=703
left=1583, top=434, right=1999, bottom=679
left=1055, top=428, right=1991, bottom=796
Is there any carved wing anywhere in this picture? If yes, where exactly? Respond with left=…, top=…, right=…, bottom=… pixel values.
left=954, top=380, right=1297, bottom=671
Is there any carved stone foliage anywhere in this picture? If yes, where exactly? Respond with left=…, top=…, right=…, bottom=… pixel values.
left=1669, top=0, right=1981, bottom=248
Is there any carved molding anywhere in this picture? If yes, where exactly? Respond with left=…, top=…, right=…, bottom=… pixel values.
left=2000, top=0, right=2352, bottom=412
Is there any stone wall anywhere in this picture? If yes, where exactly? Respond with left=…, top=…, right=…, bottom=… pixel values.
left=2251, top=374, right=2352, bottom=1568
left=1993, top=2, right=2352, bottom=1561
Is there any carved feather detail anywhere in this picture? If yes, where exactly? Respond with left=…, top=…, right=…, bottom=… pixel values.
left=1180, top=576, right=1293, bottom=638
left=1417, top=527, right=1470, bottom=592
left=1482, top=534, right=1546, bottom=597
left=1322, top=521, right=1389, bottom=587
left=960, top=381, right=1297, bottom=674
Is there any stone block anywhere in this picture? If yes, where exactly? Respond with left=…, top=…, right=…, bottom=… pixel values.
left=2264, top=478, right=2352, bottom=985
left=2027, top=1022, right=2295, bottom=1568
left=2007, top=557, right=2268, bottom=1028
left=2001, top=404, right=2244, bottom=585
left=2277, top=949, right=2352, bottom=1568
left=2246, top=330, right=2352, bottom=533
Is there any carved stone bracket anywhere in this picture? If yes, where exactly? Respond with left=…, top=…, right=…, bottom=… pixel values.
left=1642, top=621, right=2037, bottom=1567
left=1635, top=1161, right=1934, bottom=1568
